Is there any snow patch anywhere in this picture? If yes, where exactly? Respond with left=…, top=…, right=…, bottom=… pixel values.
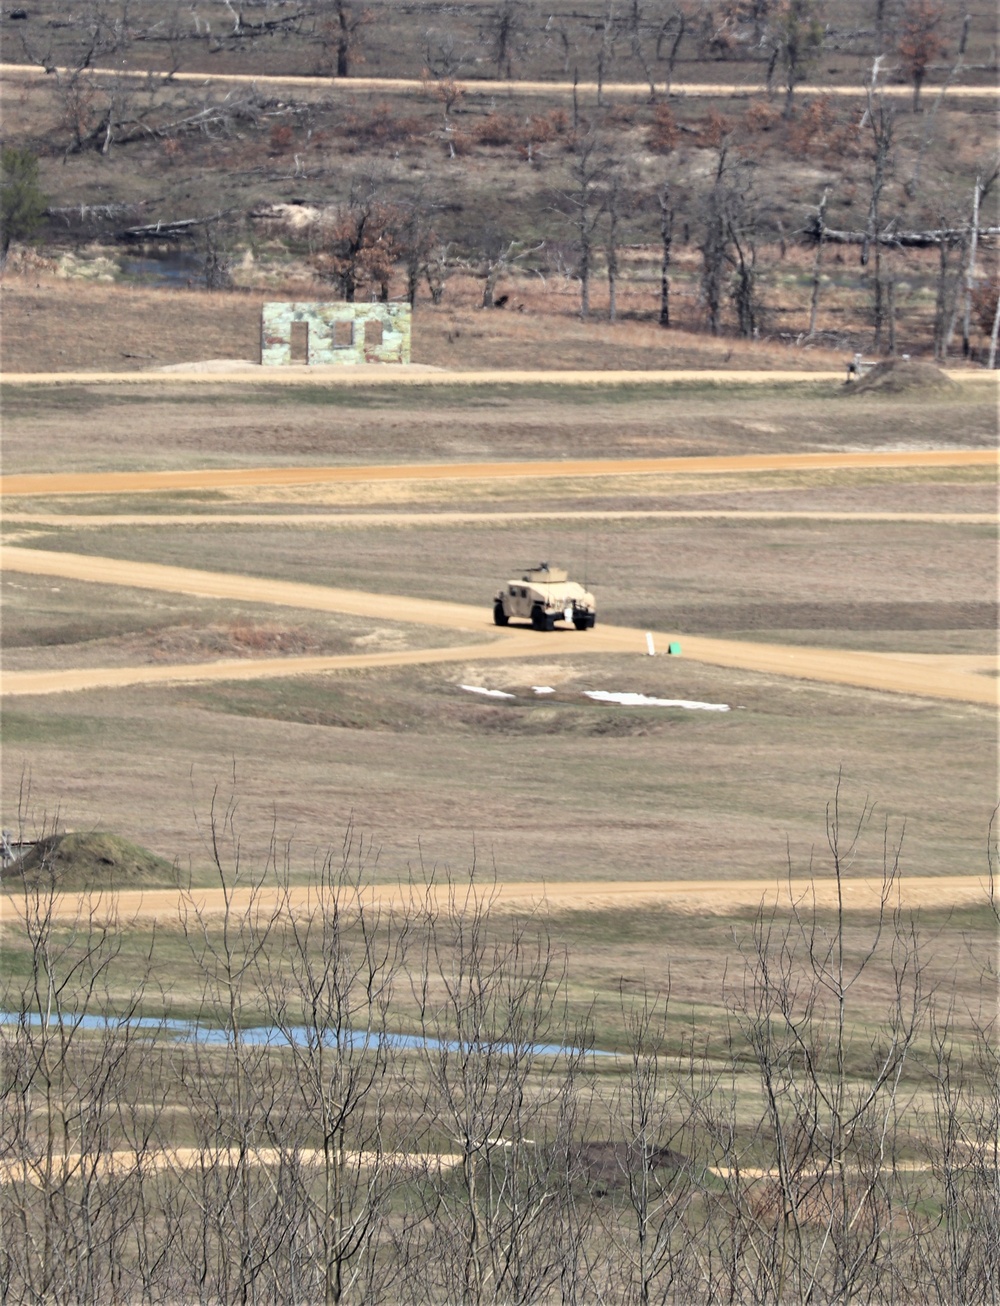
left=584, top=691, right=730, bottom=711
left=459, top=685, right=516, bottom=699
left=532, top=686, right=555, bottom=695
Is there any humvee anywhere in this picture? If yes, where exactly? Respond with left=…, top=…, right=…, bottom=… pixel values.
left=494, top=563, right=596, bottom=631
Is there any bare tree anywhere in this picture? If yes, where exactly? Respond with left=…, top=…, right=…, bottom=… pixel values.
left=959, top=166, right=1000, bottom=357
left=658, top=180, right=675, bottom=328
left=2, top=784, right=997, bottom=1303
left=315, top=0, right=373, bottom=78
left=699, top=143, right=764, bottom=337
left=805, top=188, right=828, bottom=339
left=769, top=0, right=826, bottom=117
left=397, top=197, right=445, bottom=309
left=611, top=988, right=699, bottom=1305
left=564, top=132, right=608, bottom=320
left=406, top=872, right=582, bottom=1306
left=897, top=0, right=947, bottom=112
left=628, top=0, right=690, bottom=100
left=605, top=162, right=635, bottom=323
left=725, top=782, right=927, bottom=1305
left=313, top=189, right=402, bottom=303
left=481, top=0, right=528, bottom=79
left=861, top=71, right=895, bottom=352
left=699, top=153, right=731, bottom=336
left=256, top=828, right=410, bottom=1305
left=473, top=229, right=542, bottom=310
left=932, top=227, right=964, bottom=361
left=596, top=2, right=619, bottom=107
left=0, top=810, right=166, bottom=1305
left=906, top=9, right=971, bottom=197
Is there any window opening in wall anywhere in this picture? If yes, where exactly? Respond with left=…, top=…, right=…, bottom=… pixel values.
left=289, top=321, right=309, bottom=364
left=364, top=319, right=384, bottom=347
left=332, top=320, right=354, bottom=349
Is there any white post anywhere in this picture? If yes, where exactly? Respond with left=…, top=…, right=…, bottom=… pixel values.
left=645, top=632, right=656, bottom=656
left=961, top=175, right=981, bottom=357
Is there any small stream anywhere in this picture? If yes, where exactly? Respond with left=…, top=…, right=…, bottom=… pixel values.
left=117, top=249, right=205, bottom=286
left=0, top=1011, right=603, bottom=1059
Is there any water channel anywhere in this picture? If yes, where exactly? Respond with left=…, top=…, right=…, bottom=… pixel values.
left=0, top=1011, right=604, bottom=1059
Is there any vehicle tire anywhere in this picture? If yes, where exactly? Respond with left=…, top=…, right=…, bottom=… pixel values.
left=531, top=604, right=552, bottom=632
left=573, top=615, right=594, bottom=631
left=493, top=601, right=509, bottom=626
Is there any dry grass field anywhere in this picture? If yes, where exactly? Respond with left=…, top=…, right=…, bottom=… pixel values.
left=2, top=334, right=995, bottom=895
left=2, top=0, right=999, bottom=1289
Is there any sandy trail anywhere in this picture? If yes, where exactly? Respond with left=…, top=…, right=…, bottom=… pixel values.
left=3, top=369, right=998, bottom=391
left=3, top=62, right=997, bottom=99
left=2, top=449, right=995, bottom=499
left=4, top=510, right=995, bottom=528
left=3, top=546, right=996, bottom=703
left=0, top=367, right=849, bottom=388
left=0, top=1147, right=463, bottom=1187
left=1, top=876, right=991, bottom=928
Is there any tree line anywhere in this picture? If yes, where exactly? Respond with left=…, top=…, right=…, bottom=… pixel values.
left=9, top=0, right=980, bottom=112
left=4, top=0, right=998, bottom=359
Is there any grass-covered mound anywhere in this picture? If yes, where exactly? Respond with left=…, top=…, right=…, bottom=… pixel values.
left=847, top=359, right=959, bottom=395
left=2, top=831, right=178, bottom=891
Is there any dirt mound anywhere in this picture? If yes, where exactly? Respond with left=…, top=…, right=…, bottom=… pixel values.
left=847, top=359, right=959, bottom=395
left=2, top=832, right=178, bottom=892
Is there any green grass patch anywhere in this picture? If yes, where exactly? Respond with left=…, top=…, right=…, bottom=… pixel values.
left=2, top=831, right=179, bottom=892
left=0, top=711, right=105, bottom=745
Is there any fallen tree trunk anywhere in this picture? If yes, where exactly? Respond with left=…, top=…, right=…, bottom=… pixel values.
left=115, top=213, right=228, bottom=242
left=812, top=221, right=1000, bottom=248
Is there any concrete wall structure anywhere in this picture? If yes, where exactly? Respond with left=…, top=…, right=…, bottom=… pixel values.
left=261, top=302, right=411, bottom=366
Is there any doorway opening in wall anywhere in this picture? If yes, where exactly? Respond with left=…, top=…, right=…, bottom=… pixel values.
left=290, top=321, right=308, bottom=364
left=332, top=320, right=354, bottom=349
left=364, top=319, right=384, bottom=348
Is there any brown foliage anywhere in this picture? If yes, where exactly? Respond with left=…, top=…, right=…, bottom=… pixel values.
left=312, top=200, right=402, bottom=301
left=421, top=72, right=466, bottom=120
left=700, top=108, right=735, bottom=148
left=648, top=104, right=680, bottom=154
left=971, top=277, right=1000, bottom=335
left=898, top=0, right=948, bottom=86
left=473, top=111, right=523, bottom=146
left=268, top=123, right=295, bottom=156
left=784, top=95, right=858, bottom=158
left=744, top=102, right=781, bottom=136
left=342, top=101, right=423, bottom=150
left=471, top=110, right=569, bottom=159
left=603, top=102, right=638, bottom=128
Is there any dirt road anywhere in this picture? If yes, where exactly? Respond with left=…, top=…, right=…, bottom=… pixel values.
left=3, top=546, right=996, bottom=704
left=3, top=449, right=994, bottom=499
left=5, top=368, right=999, bottom=390
left=1, top=1146, right=463, bottom=1185
left=6, top=510, right=994, bottom=529
left=3, top=63, right=996, bottom=100
left=0, top=367, right=849, bottom=387
left=2, top=875, right=991, bottom=929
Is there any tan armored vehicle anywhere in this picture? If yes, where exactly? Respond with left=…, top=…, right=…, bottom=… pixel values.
left=494, top=563, right=596, bottom=631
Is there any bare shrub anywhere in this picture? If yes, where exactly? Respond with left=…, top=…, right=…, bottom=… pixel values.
left=1, top=786, right=997, bottom=1303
